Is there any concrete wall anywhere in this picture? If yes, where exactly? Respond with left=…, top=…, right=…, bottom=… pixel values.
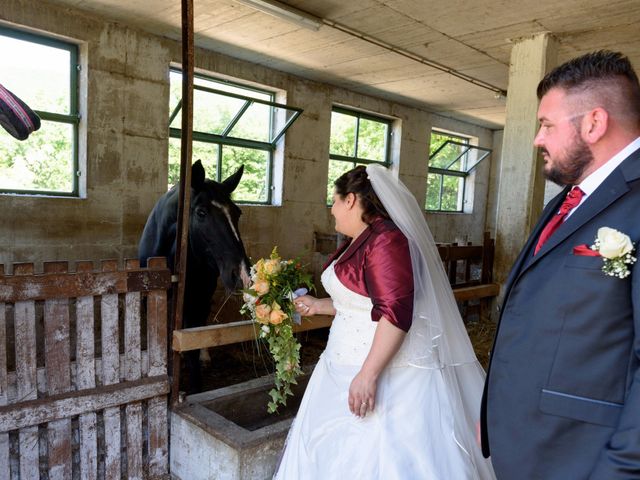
left=0, top=0, right=496, bottom=271
left=0, top=0, right=170, bottom=269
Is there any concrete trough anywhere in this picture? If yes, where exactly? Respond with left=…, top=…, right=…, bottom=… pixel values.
left=170, top=371, right=311, bottom=480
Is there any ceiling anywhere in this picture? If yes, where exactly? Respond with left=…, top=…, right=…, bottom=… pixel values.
left=46, top=0, right=640, bottom=129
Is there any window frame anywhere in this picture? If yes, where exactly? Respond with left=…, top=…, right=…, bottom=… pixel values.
left=327, top=106, right=392, bottom=203
left=168, top=68, right=302, bottom=205
left=426, top=130, right=491, bottom=213
left=0, top=26, right=80, bottom=197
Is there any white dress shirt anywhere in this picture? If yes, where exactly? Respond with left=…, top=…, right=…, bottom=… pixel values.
left=566, top=136, right=640, bottom=218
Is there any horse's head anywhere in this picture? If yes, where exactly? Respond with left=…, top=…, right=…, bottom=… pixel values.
left=189, top=160, right=251, bottom=291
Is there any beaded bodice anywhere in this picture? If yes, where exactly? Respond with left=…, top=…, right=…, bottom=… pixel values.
left=321, top=262, right=410, bottom=366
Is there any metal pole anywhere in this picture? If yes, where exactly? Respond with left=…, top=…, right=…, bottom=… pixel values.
left=171, top=0, right=194, bottom=406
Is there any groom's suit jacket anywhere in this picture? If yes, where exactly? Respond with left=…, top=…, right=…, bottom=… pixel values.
left=481, top=147, right=640, bottom=480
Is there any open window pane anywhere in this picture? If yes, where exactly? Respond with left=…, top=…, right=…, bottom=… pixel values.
left=221, top=146, right=269, bottom=203
left=169, top=69, right=302, bottom=204
left=429, top=133, right=469, bottom=171
left=0, top=121, right=74, bottom=193
left=327, top=159, right=356, bottom=204
left=426, top=130, right=491, bottom=212
left=462, top=148, right=491, bottom=173
left=170, top=70, right=301, bottom=151
left=169, top=70, right=182, bottom=126
left=196, top=76, right=271, bottom=102
left=192, top=88, right=246, bottom=135
left=269, top=107, right=300, bottom=143
left=330, top=111, right=357, bottom=157
left=357, top=118, right=387, bottom=162
left=228, top=101, right=271, bottom=142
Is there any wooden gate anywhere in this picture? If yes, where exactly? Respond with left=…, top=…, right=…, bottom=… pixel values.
left=0, top=258, right=171, bottom=479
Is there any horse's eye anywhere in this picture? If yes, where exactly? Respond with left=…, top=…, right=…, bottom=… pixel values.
left=196, top=208, right=207, bottom=218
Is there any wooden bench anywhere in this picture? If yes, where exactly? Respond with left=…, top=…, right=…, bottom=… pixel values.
left=438, top=231, right=500, bottom=321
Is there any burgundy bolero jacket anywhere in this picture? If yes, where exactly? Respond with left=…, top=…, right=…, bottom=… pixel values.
left=324, top=217, right=414, bottom=332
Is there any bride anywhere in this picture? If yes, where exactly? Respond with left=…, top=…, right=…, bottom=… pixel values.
left=273, top=165, right=495, bottom=479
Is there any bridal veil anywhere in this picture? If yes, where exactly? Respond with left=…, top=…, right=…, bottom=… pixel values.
left=367, top=164, right=495, bottom=479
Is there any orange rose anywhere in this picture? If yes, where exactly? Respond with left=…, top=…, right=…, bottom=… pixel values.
left=255, top=304, right=272, bottom=324
left=253, top=279, right=269, bottom=296
left=269, top=302, right=287, bottom=325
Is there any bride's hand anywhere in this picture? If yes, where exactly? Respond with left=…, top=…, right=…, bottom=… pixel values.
left=295, top=295, right=317, bottom=316
left=348, top=370, right=377, bottom=418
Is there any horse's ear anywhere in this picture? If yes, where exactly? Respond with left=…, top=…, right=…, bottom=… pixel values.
left=222, top=165, right=244, bottom=193
left=192, top=160, right=206, bottom=189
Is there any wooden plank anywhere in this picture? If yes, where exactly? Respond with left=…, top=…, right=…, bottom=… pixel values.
left=447, top=245, right=483, bottom=260
left=75, top=261, right=97, bottom=480
left=172, top=315, right=334, bottom=352
left=0, top=296, right=8, bottom=480
left=447, top=257, right=458, bottom=285
left=0, top=375, right=169, bottom=431
left=452, top=283, right=500, bottom=302
left=4, top=350, right=152, bottom=404
left=43, top=262, right=73, bottom=480
left=147, top=257, right=169, bottom=478
left=147, top=258, right=168, bottom=378
left=147, top=395, right=168, bottom=478
left=101, top=260, right=121, bottom=480
left=481, top=232, right=495, bottom=284
left=172, top=284, right=500, bottom=354
left=13, top=263, right=39, bottom=480
left=0, top=268, right=171, bottom=302
left=124, top=259, right=143, bottom=480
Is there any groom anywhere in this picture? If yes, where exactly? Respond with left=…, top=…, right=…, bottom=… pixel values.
left=481, top=51, right=640, bottom=479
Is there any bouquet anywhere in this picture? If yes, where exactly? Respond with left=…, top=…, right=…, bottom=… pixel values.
left=241, top=247, right=314, bottom=413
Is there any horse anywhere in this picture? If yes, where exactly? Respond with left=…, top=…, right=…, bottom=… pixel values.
left=139, top=160, right=251, bottom=393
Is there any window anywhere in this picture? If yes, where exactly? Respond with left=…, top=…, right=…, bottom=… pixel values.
left=426, top=130, right=491, bottom=212
left=0, top=27, right=79, bottom=196
left=327, top=107, right=391, bottom=203
left=169, top=69, right=301, bottom=204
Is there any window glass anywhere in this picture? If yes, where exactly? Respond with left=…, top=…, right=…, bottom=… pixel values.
left=0, top=28, right=79, bottom=195
left=426, top=130, right=470, bottom=212
left=169, top=69, right=286, bottom=204
left=327, top=108, right=391, bottom=203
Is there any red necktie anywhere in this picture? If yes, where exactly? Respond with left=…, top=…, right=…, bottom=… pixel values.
left=534, top=186, right=584, bottom=255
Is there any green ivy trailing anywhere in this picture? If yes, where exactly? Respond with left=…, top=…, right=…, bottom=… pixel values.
left=241, top=247, right=314, bottom=413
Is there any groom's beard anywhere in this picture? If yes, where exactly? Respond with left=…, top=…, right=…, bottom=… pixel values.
left=542, top=133, right=594, bottom=186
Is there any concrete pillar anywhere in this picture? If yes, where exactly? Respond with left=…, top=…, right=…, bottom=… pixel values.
left=494, top=33, right=558, bottom=290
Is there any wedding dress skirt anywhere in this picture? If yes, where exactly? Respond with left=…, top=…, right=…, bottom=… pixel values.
left=274, top=264, right=495, bottom=479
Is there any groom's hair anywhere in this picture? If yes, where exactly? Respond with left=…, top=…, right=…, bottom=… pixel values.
left=537, top=50, right=640, bottom=128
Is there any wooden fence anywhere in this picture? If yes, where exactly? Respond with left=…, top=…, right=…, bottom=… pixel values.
left=0, top=258, right=171, bottom=480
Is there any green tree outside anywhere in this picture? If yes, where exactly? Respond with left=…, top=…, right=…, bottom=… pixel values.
left=327, top=110, right=389, bottom=203
left=169, top=72, right=271, bottom=203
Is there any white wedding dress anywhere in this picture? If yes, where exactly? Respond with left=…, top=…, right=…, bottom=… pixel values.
left=273, top=263, right=495, bottom=479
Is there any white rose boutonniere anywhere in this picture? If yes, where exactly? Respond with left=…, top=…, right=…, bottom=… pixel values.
left=591, top=227, right=637, bottom=278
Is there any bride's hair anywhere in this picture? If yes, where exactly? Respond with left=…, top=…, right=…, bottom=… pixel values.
left=334, top=165, right=390, bottom=223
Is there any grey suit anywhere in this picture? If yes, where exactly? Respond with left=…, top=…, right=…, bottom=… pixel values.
left=481, top=148, right=640, bottom=479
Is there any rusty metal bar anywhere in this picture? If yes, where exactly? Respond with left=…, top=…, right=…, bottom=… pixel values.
left=171, top=0, right=195, bottom=406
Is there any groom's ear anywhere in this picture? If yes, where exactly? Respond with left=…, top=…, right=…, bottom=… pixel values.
left=582, top=107, right=608, bottom=145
